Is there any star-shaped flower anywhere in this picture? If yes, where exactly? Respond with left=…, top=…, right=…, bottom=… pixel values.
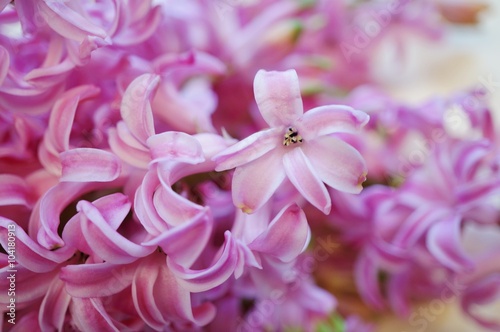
left=213, top=69, right=369, bottom=214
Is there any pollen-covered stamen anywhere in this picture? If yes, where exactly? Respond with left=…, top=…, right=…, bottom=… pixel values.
left=283, top=127, right=303, bottom=146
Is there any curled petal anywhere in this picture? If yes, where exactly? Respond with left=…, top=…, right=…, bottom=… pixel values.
left=24, top=58, right=75, bottom=88
left=231, top=150, right=286, bottom=214
left=461, top=274, right=500, bottom=330
left=132, top=253, right=216, bottom=328
left=142, top=209, right=213, bottom=267
left=108, top=124, right=150, bottom=169
left=35, top=181, right=102, bottom=249
left=60, top=262, right=136, bottom=298
left=0, top=174, right=35, bottom=207
left=167, top=231, right=239, bottom=293
left=249, top=204, right=310, bottom=262
left=303, top=136, right=367, bottom=194
left=0, top=266, right=60, bottom=305
left=70, top=298, right=120, bottom=332
left=60, top=148, right=121, bottom=182
left=147, top=131, right=204, bottom=164
left=78, top=198, right=155, bottom=263
left=153, top=182, right=203, bottom=227
left=253, top=69, right=303, bottom=126
left=283, top=147, right=331, bottom=214
left=37, top=0, right=107, bottom=42
left=296, top=105, right=369, bottom=140
left=113, top=4, right=162, bottom=46
left=47, top=85, right=100, bottom=152
left=62, top=193, right=132, bottom=254
left=427, top=216, right=474, bottom=271
left=152, top=78, right=218, bottom=134
left=213, top=127, right=280, bottom=171
left=134, top=169, right=170, bottom=236
left=0, top=218, right=73, bottom=273
left=39, top=278, right=72, bottom=332
left=121, top=74, right=160, bottom=145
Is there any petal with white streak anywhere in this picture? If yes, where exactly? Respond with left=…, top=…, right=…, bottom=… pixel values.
left=283, top=147, right=331, bottom=214
left=60, top=148, right=121, bottom=182
left=302, top=136, right=367, bottom=194
left=253, top=69, right=303, bottom=126
left=296, top=105, right=369, bottom=140
left=121, top=74, right=159, bottom=145
left=231, top=150, right=286, bottom=213
left=213, top=127, right=280, bottom=171
left=248, top=204, right=310, bottom=262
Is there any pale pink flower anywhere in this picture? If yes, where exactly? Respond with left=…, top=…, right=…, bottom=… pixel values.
left=214, top=69, right=369, bottom=214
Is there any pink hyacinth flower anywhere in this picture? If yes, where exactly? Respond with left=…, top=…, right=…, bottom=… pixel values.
left=213, top=69, right=369, bottom=214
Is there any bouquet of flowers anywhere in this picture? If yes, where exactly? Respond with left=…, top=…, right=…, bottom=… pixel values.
left=0, top=0, right=498, bottom=331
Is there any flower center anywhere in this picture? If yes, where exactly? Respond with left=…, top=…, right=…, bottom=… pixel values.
left=283, top=127, right=303, bottom=146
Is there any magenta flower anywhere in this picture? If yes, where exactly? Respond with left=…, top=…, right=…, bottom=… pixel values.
left=214, top=69, right=369, bottom=214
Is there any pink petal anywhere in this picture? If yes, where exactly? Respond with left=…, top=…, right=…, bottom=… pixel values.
left=461, top=274, right=500, bottom=330
left=120, top=74, right=160, bottom=145
left=60, top=262, right=136, bottom=298
left=213, top=127, right=281, bottom=171
left=147, top=131, right=204, bottom=164
left=36, top=182, right=102, bottom=249
left=39, top=278, right=72, bottom=332
left=0, top=45, right=9, bottom=86
left=283, top=147, right=331, bottom=214
left=36, top=0, right=108, bottom=42
left=457, top=179, right=500, bottom=208
left=152, top=79, right=218, bottom=134
left=153, top=182, right=203, bottom=227
left=108, top=125, right=150, bottom=169
left=427, top=216, right=474, bottom=271
left=77, top=199, right=155, bottom=263
left=391, top=207, right=449, bottom=247
left=113, top=5, right=162, bottom=46
left=253, top=69, right=303, bottom=127
left=47, top=85, right=100, bottom=152
left=0, top=174, right=35, bottom=207
left=453, top=140, right=489, bottom=181
left=134, top=170, right=170, bottom=236
left=231, top=150, right=286, bottom=213
left=62, top=193, right=132, bottom=255
left=60, top=148, right=121, bottom=182
left=142, top=209, right=213, bottom=267
left=70, top=298, right=120, bottom=332
left=0, top=217, right=73, bottom=273
left=24, top=59, right=75, bottom=88
left=132, top=256, right=169, bottom=330
left=303, top=136, right=367, bottom=194
left=132, top=253, right=216, bottom=328
left=0, top=265, right=60, bottom=305
left=248, top=203, right=310, bottom=262
left=167, top=231, right=239, bottom=292
left=387, top=274, right=411, bottom=317
left=355, top=252, right=385, bottom=310
left=296, top=105, right=369, bottom=140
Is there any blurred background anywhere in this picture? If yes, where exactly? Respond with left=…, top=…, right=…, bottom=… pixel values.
left=355, top=0, right=500, bottom=330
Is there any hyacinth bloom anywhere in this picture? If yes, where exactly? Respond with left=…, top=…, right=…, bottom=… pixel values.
left=2, top=0, right=500, bottom=331
left=214, top=69, right=369, bottom=214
